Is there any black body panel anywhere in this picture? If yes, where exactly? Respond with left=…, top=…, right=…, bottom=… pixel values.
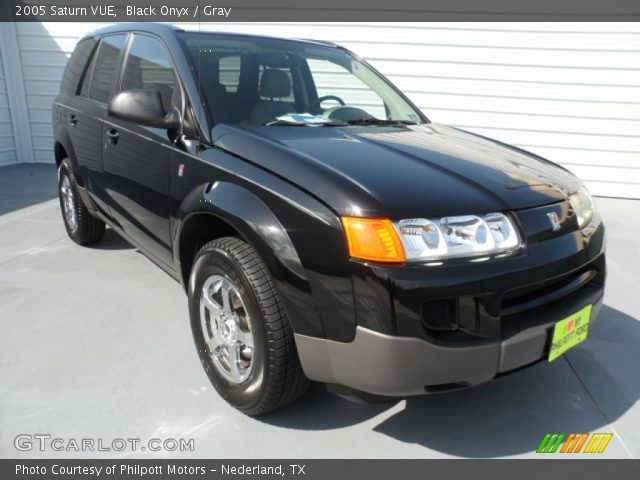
left=215, top=123, right=581, bottom=218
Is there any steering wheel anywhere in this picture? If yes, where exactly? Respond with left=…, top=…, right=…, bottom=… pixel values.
left=309, top=95, right=346, bottom=112
left=324, top=106, right=375, bottom=122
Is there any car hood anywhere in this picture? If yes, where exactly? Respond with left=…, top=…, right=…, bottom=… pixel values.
left=212, top=122, right=580, bottom=218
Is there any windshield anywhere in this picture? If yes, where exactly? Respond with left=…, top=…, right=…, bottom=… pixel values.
left=177, top=32, right=425, bottom=126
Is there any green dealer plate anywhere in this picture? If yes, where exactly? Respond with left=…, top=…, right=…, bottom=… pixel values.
left=548, top=304, right=592, bottom=362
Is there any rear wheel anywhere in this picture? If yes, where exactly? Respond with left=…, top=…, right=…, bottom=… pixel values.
left=188, top=237, right=309, bottom=415
left=58, top=159, right=105, bottom=245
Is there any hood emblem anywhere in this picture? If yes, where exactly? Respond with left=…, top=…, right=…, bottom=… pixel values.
left=547, top=211, right=561, bottom=231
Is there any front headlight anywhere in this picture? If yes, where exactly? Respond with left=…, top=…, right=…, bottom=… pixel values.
left=568, top=187, right=595, bottom=229
left=396, top=212, right=521, bottom=261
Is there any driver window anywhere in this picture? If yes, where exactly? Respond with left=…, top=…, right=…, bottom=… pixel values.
left=307, top=58, right=386, bottom=118
left=121, top=34, right=176, bottom=111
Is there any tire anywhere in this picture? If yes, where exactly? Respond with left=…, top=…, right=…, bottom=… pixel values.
left=188, top=237, right=309, bottom=415
left=58, top=158, right=105, bottom=245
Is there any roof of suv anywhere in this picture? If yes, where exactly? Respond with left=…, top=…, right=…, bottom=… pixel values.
left=85, top=23, right=340, bottom=49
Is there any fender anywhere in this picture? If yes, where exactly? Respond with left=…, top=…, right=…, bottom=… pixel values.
left=52, top=123, right=80, bottom=181
left=174, top=180, right=330, bottom=339
left=53, top=125, right=101, bottom=214
left=53, top=128, right=104, bottom=215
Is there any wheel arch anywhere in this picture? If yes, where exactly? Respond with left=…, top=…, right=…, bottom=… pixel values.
left=174, top=181, right=313, bottom=334
left=54, top=142, right=67, bottom=168
left=176, top=211, right=241, bottom=291
left=53, top=129, right=82, bottom=185
left=175, top=181, right=307, bottom=285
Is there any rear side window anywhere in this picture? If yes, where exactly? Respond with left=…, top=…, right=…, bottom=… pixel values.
left=61, top=37, right=97, bottom=96
left=121, top=34, right=176, bottom=110
left=81, top=34, right=127, bottom=103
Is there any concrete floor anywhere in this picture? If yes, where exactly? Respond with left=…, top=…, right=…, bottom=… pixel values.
left=0, top=163, right=639, bottom=459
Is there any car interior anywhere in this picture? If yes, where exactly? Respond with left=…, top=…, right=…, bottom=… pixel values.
left=192, top=50, right=307, bottom=125
left=189, top=47, right=384, bottom=126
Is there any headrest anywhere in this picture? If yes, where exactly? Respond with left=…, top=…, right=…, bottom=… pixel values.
left=259, top=69, right=291, bottom=98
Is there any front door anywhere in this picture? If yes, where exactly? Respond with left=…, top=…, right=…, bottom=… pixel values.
left=102, top=33, right=178, bottom=267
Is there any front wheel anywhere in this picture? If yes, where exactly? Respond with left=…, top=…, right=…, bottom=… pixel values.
left=188, top=237, right=309, bottom=415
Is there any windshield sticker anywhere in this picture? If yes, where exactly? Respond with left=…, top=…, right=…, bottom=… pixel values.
left=272, top=113, right=334, bottom=125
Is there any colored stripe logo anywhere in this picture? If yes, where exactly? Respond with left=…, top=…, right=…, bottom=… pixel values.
left=537, top=432, right=612, bottom=454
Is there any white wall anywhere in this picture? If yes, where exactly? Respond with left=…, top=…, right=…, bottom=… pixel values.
left=2, top=22, right=639, bottom=198
left=0, top=35, right=16, bottom=166
left=13, top=22, right=111, bottom=163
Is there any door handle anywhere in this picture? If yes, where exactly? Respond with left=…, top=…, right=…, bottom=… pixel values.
left=105, top=128, right=119, bottom=145
left=69, top=114, right=78, bottom=127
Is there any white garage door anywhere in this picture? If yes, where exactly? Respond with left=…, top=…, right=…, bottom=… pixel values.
left=9, top=22, right=640, bottom=198
left=0, top=39, right=16, bottom=166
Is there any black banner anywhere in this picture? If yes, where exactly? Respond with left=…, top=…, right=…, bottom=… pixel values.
left=2, top=0, right=640, bottom=22
left=2, top=459, right=640, bottom=479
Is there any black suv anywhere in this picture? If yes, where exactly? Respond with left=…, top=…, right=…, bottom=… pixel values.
left=53, top=24, right=605, bottom=415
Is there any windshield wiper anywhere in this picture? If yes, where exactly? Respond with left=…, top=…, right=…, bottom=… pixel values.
left=343, top=119, right=416, bottom=127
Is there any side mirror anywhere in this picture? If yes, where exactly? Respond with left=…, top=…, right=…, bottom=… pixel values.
left=108, top=89, right=179, bottom=129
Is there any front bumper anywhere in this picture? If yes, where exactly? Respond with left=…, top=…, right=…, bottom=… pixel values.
left=295, top=281, right=603, bottom=396
left=295, top=201, right=606, bottom=396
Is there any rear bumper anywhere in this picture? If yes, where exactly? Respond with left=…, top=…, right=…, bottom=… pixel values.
left=295, top=285, right=603, bottom=396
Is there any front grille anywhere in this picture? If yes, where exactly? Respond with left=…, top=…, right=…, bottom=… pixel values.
left=500, top=268, right=596, bottom=317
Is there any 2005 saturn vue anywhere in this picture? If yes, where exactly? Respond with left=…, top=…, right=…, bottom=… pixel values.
left=52, top=24, right=606, bottom=414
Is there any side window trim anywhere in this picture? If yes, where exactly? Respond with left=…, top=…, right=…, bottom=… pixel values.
left=114, top=32, right=134, bottom=94
left=78, top=40, right=99, bottom=98
left=72, top=38, right=98, bottom=96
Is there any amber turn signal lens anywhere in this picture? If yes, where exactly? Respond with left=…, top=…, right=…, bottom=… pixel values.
left=341, top=217, right=406, bottom=263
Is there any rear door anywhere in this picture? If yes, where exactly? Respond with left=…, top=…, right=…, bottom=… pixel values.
left=102, top=33, right=177, bottom=267
left=66, top=34, right=127, bottom=214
